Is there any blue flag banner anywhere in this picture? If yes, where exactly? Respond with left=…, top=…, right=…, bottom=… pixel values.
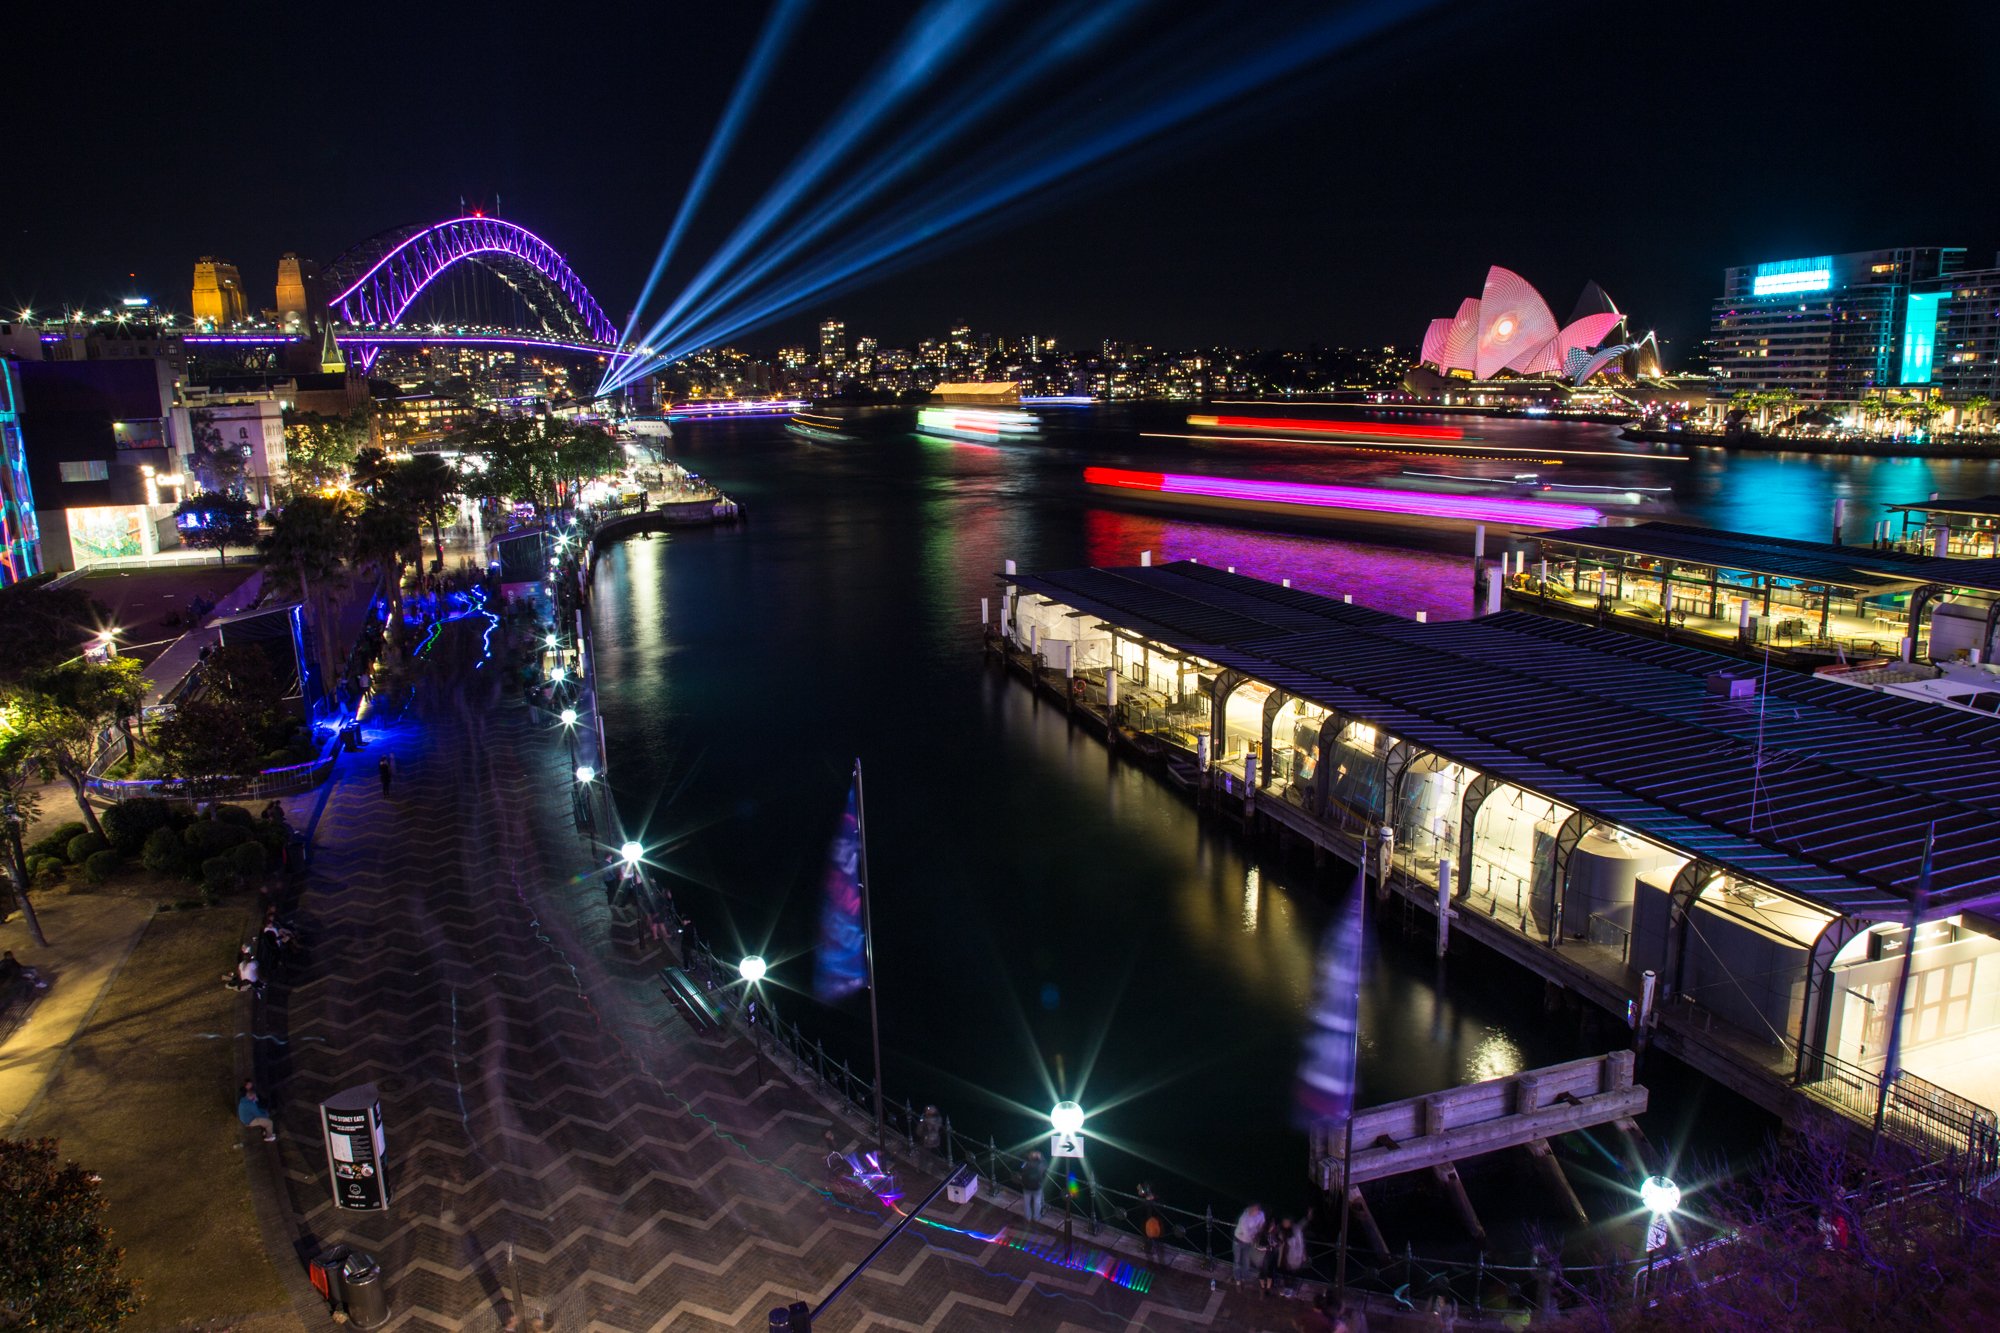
left=814, top=767, right=869, bottom=1003
left=1296, top=855, right=1366, bottom=1130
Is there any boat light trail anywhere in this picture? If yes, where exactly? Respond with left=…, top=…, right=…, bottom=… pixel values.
left=1141, top=430, right=1683, bottom=463
left=605, top=0, right=1442, bottom=391
left=1190, top=414, right=1464, bottom=441
left=617, top=0, right=813, bottom=349
left=1084, top=466, right=1606, bottom=527
left=611, top=0, right=1005, bottom=384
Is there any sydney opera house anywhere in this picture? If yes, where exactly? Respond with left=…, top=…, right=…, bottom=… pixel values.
left=1413, top=266, right=1661, bottom=387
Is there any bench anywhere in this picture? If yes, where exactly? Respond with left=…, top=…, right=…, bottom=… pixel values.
left=660, top=967, right=724, bottom=1032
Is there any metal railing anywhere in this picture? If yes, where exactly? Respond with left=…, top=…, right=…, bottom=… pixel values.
left=84, top=748, right=341, bottom=803
left=1798, top=1045, right=2000, bottom=1185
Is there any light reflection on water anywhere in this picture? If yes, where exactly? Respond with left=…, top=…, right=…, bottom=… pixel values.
left=590, top=408, right=1984, bottom=1242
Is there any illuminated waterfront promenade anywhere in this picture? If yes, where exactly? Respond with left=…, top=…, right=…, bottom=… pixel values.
left=996, top=560, right=2000, bottom=1172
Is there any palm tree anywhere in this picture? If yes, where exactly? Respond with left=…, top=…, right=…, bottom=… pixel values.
left=389, top=455, right=463, bottom=569
left=352, top=498, right=419, bottom=664
left=1962, top=395, right=1991, bottom=434
left=260, top=493, right=357, bottom=698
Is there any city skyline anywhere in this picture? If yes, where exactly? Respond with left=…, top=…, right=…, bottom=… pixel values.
left=10, top=0, right=2000, bottom=358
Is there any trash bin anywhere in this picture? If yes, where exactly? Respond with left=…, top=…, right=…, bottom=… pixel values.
left=341, top=722, right=362, bottom=752
left=307, top=1245, right=351, bottom=1310
left=340, top=1251, right=390, bottom=1329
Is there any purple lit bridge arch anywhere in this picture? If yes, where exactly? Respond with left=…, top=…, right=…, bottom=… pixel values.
left=323, top=216, right=622, bottom=371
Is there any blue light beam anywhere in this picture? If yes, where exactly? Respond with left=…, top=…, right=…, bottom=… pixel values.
left=613, top=0, right=1005, bottom=383
left=616, top=0, right=815, bottom=345
left=614, top=0, right=1438, bottom=384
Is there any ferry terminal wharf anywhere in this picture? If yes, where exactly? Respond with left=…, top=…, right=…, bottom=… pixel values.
left=986, top=559, right=2000, bottom=1179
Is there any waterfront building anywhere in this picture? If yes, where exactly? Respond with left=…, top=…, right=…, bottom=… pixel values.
left=999, top=561, right=2000, bottom=1165
left=11, top=359, right=187, bottom=568
left=817, top=318, right=845, bottom=370
left=191, top=257, right=249, bottom=328
left=0, top=359, right=42, bottom=584
left=1912, top=263, right=2000, bottom=405
left=1708, top=247, right=1965, bottom=401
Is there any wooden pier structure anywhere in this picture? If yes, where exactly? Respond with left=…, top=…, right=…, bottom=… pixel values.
left=1308, top=1052, right=1651, bottom=1252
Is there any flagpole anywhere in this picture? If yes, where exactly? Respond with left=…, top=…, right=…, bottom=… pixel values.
left=1335, top=828, right=1368, bottom=1302
left=855, top=758, right=887, bottom=1159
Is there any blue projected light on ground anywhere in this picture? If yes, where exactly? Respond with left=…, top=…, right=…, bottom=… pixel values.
left=1752, top=255, right=1833, bottom=297
left=1901, top=291, right=1947, bottom=385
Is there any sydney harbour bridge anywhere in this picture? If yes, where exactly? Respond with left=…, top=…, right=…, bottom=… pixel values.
left=181, top=213, right=635, bottom=377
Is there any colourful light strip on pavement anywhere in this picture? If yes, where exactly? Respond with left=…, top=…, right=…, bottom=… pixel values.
left=1190, top=414, right=1466, bottom=441
left=1084, top=466, right=1604, bottom=527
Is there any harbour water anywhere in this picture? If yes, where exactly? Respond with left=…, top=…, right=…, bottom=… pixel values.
left=587, top=406, right=2000, bottom=1249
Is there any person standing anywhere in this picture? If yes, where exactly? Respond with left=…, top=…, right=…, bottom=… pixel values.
left=1020, top=1150, right=1047, bottom=1224
left=378, top=755, right=394, bottom=795
left=1259, top=1216, right=1282, bottom=1294
left=1280, top=1216, right=1307, bottom=1295
left=1233, top=1201, right=1267, bottom=1285
left=1136, top=1182, right=1166, bottom=1265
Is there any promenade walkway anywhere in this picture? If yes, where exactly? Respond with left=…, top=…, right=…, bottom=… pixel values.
left=253, top=617, right=1246, bottom=1331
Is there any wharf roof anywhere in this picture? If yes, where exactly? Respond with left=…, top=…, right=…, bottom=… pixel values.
left=1885, top=496, right=2000, bottom=521
left=1527, top=521, right=2000, bottom=595
left=1008, top=561, right=2000, bottom=915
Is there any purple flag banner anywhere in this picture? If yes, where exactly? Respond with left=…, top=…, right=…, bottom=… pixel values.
left=1296, top=854, right=1367, bottom=1130
left=814, top=766, right=869, bottom=1003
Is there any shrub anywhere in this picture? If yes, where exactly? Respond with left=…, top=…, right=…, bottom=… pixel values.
left=83, top=850, right=120, bottom=884
left=66, top=832, right=110, bottom=865
left=184, top=819, right=250, bottom=857
left=28, top=855, right=66, bottom=885
left=200, top=855, right=240, bottom=901
left=214, top=804, right=257, bottom=829
left=102, top=798, right=178, bottom=854
left=141, top=825, right=188, bottom=876
left=227, top=840, right=267, bottom=880
left=26, top=822, right=87, bottom=861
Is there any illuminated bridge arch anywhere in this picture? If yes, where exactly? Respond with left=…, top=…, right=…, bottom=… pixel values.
left=325, top=216, right=617, bottom=346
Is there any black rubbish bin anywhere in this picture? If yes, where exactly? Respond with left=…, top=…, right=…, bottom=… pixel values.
left=341, top=722, right=362, bottom=752
left=341, top=1251, right=390, bottom=1329
left=308, top=1245, right=351, bottom=1310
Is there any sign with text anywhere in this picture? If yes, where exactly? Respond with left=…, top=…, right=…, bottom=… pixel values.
left=320, top=1084, right=390, bottom=1211
left=1050, top=1132, right=1085, bottom=1160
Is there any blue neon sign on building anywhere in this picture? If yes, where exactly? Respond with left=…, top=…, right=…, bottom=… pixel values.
left=1751, top=255, right=1834, bottom=297
left=1900, top=291, right=1947, bottom=385
left=1, top=360, right=44, bottom=586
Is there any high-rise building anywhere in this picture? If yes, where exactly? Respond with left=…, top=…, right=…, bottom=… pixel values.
left=276, top=253, right=322, bottom=333
left=853, top=335, right=878, bottom=374
left=191, top=257, right=248, bottom=327
left=1707, top=247, right=1965, bottom=400
left=0, top=358, right=42, bottom=585
left=818, top=319, right=845, bottom=367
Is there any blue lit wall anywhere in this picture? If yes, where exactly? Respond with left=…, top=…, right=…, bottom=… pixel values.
left=0, top=360, right=44, bottom=586
left=1752, top=255, right=1834, bottom=297
left=1900, top=291, right=1947, bottom=385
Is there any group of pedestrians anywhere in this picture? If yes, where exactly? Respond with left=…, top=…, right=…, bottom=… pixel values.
left=1232, top=1201, right=1310, bottom=1294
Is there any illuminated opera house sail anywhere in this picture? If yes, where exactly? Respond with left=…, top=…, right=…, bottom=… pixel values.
left=1417, top=267, right=1647, bottom=384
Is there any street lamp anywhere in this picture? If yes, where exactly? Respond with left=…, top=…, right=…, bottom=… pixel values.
left=559, top=707, right=578, bottom=727
left=1640, top=1175, right=1681, bottom=1218
left=575, top=765, right=595, bottom=784
left=1050, top=1101, right=1085, bottom=1256
left=740, top=955, right=769, bottom=1086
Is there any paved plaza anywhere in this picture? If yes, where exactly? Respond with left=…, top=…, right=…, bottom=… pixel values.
left=251, top=620, right=1256, bottom=1332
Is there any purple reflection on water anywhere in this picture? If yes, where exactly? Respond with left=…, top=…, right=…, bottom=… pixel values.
left=1084, top=509, right=1474, bottom=621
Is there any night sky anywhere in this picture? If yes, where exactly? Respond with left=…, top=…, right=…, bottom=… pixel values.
left=10, top=0, right=1998, bottom=364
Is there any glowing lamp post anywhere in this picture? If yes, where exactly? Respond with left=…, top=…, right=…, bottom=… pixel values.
left=575, top=765, right=595, bottom=785
left=1049, top=1101, right=1086, bottom=1257
left=1641, top=1174, right=1680, bottom=1282
left=740, top=955, right=769, bottom=1086
left=558, top=706, right=579, bottom=768
left=1050, top=1100, right=1085, bottom=1138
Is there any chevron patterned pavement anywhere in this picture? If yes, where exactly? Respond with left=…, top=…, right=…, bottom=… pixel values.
left=251, top=620, right=1259, bottom=1332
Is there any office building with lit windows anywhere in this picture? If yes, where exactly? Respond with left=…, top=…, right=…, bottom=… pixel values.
left=817, top=319, right=845, bottom=368
left=1708, top=247, right=1965, bottom=401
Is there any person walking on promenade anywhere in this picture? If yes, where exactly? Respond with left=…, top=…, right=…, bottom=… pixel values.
left=1233, top=1201, right=1267, bottom=1285
left=378, top=755, right=394, bottom=795
left=1136, top=1182, right=1166, bottom=1265
left=1259, top=1216, right=1283, bottom=1294
left=1020, top=1150, right=1048, bottom=1224
left=1279, top=1216, right=1307, bottom=1295
left=238, top=1080, right=277, bottom=1142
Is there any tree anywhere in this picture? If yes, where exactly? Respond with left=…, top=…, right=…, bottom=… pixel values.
left=553, top=422, right=621, bottom=504
left=1, top=731, right=49, bottom=946
left=198, top=642, right=284, bottom=718
left=349, top=446, right=397, bottom=496
left=1961, top=395, right=1991, bottom=433
left=6, top=659, right=149, bottom=843
left=260, top=492, right=357, bottom=692
left=389, top=455, right=463, bottom=568
left=0, top=576, right=107, bottom=688
left=0, top=1137, right=138, bottom=1331
left=457, top=417, right=624, bottom=516
left=351, top=497, right=419, bottom=661
left=187, top=408, right=248, bottom=498
left=282, top=408, right=367, bottom=490
left=152, top=693, right=259, bottom=788
left=173, top=494, right=258, bottom=565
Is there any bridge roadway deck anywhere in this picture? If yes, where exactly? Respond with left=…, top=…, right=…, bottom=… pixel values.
left=251, top=615, right=1239, bottom=1333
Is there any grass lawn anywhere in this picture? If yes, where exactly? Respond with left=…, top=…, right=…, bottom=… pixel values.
left=17, top=899, right=294, bottom=1330
left=78, top=563, right=259, bottom=666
